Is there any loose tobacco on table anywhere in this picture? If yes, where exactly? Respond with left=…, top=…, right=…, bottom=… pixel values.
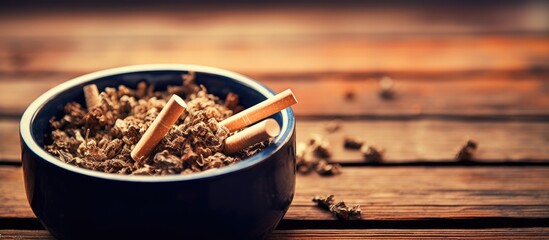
left=324, top=120, right=341, bottom=133
left=296, top=134, right=341, bottom=176
left=362, top=145, right=384, bottom=163
left=456, top=140, right=478, bottom=162
left=343, top=135, right=364, bottom=150
left=312, top=195, right=361, bottom=220
left=45, top=73, right=272, bottom=175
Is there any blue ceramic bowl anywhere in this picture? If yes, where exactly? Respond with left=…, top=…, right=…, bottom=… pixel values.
left=20, top=64, right=296, bottom=240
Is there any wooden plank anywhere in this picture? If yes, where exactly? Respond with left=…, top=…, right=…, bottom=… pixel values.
left=285, top=167, right=549, bottom=220
left=289, top=167, right=549, bottom=220
left=1, top=228, right=549, bottom=240
left=4, top=119, right=548, bottom=163
left=2, top=166, right=548, bottom=220
left=264, top=72, right=549, bottom=118
left=0, top=121, right=20, bottom=162
left=2, top=72, right=549, bottom=117
left=296, top=120, right=549, bottom=163
left=1, top=35, right=547, bottom=75
left=0, top=230, right=55, bottom=240
left=1, top=4, right=548, bottom=75
left=2, top=3, right=548, bottom=37
left=0, top=167, right=29, bottom=218
left=269, top=229, right=549, bottom=239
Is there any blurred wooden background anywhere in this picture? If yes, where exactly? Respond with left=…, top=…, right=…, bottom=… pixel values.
left=0, top=1, right=548, bottom=239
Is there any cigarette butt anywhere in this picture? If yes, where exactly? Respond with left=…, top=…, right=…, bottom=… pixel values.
left=224, top=118, right=280, bottom=155
left=131, top=95, right=187, bottom=162
left=218, top=89, right=297, bottom=132
left=83, top=84, right=101, bottom=110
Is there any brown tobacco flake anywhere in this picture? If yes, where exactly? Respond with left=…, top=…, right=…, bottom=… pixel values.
left=343, top=136, right=364, bottom=150
left=45, top=75, right=272, bottom=176
left=296, top=135, right=341, bottom=176
left=166, top=72, right=200, bottom=97
left=456, top=140, right=478, bottom=162
left=224, top=92, right=244, bottom=113
left=310, top=134, right=332, bottom=159
left=296, top=142, right=316, bottom=174
left=344, top=90, right=355, bottom=102
left=316, top=159, right=341, bottom=176
left=324, top=120, right=341, bottom=133
left=361, top=145, right=384, bottom=163
left=312, top=195, right=361, bottom=220
left=379, top=76, right=395, bottom=100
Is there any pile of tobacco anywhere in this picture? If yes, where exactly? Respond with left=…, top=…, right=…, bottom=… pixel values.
left=45, top=73, right=271, bottom=175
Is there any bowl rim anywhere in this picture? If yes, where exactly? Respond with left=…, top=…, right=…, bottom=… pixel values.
left=20, top=64, right=295, bottom=182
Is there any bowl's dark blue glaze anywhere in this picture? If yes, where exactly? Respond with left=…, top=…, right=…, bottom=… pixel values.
left=20, top=65, right=296, bottom=240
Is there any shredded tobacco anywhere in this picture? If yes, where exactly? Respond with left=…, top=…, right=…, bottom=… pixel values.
left=296, top=134, right=341, bottom=176
left=45, top=73, right=272, bottom=175
left=315, top=159, right=341, bottom=176
left=456, top=140, right=478, bottom=162
left=324, top=120, right=341, bottom=133
left=379, top=76, right=395, bottom=100
left=361, top=145, right=384, bottom=163
left=312, top=195, right=361, bottom=220
left=343, top=136, right=364, bottom=150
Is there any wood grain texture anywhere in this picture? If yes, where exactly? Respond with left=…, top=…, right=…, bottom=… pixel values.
left=4, top=119, right=548, bottom=163
left=0, top=121, right=21, bottom=162
left=0, top=167, right=28, bottom=218
left=296, top=120, right=549, bottom=163
left=1, top=3, right=549, bottom=238
left=0, top=6, right=548, bottom=74
left=1, top=35, right=547, bottom=75
left=0, top=230, right=54, bottom=240
left=268, top=229, right=549, bottom=239
left=1, top=72, right=549, bottom=117
left=2, top=3, right=548, bottom=38
left=2, top=166, right=548, bottom=220
left=289, top=167, right=549, bottom=220
left=1, top=228, right=549, bottom=240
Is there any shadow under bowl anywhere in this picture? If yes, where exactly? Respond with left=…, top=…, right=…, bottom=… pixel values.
left=19, top=64, right=296, bottom=240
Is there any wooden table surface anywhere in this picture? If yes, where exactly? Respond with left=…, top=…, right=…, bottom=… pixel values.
left=1, top=2, right=549, bottom=239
